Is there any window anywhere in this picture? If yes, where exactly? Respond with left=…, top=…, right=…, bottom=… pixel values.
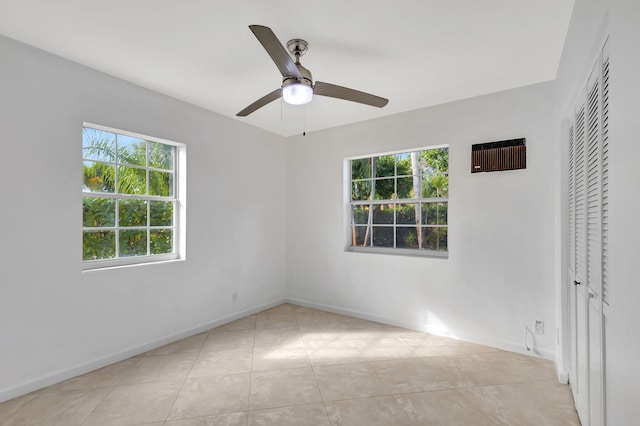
left=347, top=146, right=448, bottom=256
left=82, top=124, right=185, bottom=270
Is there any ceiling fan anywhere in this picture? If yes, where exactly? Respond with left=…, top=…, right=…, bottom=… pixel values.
left=236, top=25, right=389, bottom=117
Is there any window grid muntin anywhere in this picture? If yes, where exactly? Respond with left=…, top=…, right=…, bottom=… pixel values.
left=82, top=126, right=177, bottom=264
left=348, top=147, right=449, bottom=254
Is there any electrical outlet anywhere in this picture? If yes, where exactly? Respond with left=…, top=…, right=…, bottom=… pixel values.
left=535, top=320, right=544, bottom=334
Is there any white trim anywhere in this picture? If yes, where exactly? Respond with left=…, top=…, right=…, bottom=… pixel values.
left=83, top=122, right=182, bottom=148
left=287, top=297, right=556, bottom=360
left=347, top=245, right=448, bottom=258
left=344, top=143, right=449, bottom=160
left=82, top=124, right=185, bottom=270
left=0, top=298, right=285, bottom=403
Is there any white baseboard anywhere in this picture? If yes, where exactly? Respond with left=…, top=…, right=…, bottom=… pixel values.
left=286, top=297, right=556, bottom=361
left=0, top=298, right=285, bottom=403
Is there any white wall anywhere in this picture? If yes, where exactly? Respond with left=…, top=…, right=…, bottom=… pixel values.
left=286, top=82, right=558, bottom=358
left=0, top=35, right=287, bottom=402
left=556, top=0, right=640, bottom=422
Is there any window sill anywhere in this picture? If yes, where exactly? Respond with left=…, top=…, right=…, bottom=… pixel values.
left=82, top=256, right=184, bottom=273
left=346, top=246, right=448, bottom=259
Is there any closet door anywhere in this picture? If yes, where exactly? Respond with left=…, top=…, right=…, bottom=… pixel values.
left=571, top=95, right=589, bottom=422
left=567, top=39, right=609, bottom=426
left=586, top=57, right=604, bottom=426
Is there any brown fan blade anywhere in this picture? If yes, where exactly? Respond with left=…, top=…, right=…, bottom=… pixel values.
left=236, top=89, right=282, bottom=116
left=313, top=81, right=388, bottom=108
left=249, top=25, right=302, bottom=79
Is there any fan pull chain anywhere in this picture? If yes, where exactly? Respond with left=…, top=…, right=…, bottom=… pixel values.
left=303, top=105, right=306, bottom=136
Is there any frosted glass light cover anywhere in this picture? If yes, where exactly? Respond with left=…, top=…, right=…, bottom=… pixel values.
left=282, top=83, right=313, bottom=105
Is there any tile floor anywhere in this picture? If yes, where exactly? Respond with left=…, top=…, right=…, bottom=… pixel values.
left=0, top=304, right=580, bottom=425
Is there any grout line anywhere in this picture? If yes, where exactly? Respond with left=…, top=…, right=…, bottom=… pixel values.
left=294, top=307, right=333, bottom=425
left=161, top=325, right=209, bottom=423
left=246, top=314, right=257, bottom=420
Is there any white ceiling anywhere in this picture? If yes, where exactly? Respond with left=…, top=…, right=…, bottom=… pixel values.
left=0, top=0, right=574, bottom=137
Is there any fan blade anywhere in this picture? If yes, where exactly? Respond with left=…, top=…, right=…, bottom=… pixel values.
left=249, top=25, right=302, bottom=79
left=314, top=81, right=388, bottom=108
left=236, top=89, right=282, bottom=116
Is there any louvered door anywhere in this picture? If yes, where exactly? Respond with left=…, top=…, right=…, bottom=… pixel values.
left=567, top=39, right=609, bottom=426
left=572, top=98, right=589, bottom=423
left=567, top=39, right=610, bottom=426
left=586, top=57, right=604, bottom=426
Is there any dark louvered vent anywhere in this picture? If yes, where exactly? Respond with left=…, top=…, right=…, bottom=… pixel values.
left=471, top=138, right=526, bottom=173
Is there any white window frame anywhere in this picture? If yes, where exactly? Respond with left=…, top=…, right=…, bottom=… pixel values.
left=82, top=123, right=186, bottom=271
left=344, top=145, right=449, bottom=258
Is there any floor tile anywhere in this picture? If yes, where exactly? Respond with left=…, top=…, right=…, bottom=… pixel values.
left=249, top=367, right=322, bottom=410
left=83, top=380, right=182, bottom=425
left=248, top=403, right=330, bottom=426
left=189, top=346, right=253, bottom=377
left=2, top=304, right=579, bottom=426
left=164, top=412, right=248, bottom=425
left=440, top=351, right=557, bottom=387
left=144, top=333, right=207, bottom=356
left=325, top=395, right=413, bottom=426
left=314, top=363, right=391, bottom=401
left=370, top=357, right=454, bottom=393
left=2, top=388, right=110, bottom=425
left=167, top=373, right=250, bottom=420
left=306, top=340, right=366, bottom=366
left=395, top=389, right=497, bottom=425
left=0, top=392, right=37, bottom=421
left=118, top=352, right=195, bottom=384
left=202, top=329, right=255, bottom=349
left=214, top=315, right=256, bottom=332
left=35, top=359, right=140, bottom=394
left=458, top=380, right=581, bottom=425
left=254, top=326, right=304, bottom=348
left=252, top=345, right=311, bottom=371
left=255, top=311, right=298, bottom=330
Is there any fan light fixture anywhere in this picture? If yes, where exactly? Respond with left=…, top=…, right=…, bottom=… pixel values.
left=235, top=26, right=388, bottom=117
left=282, top=83, right=313, bottom=105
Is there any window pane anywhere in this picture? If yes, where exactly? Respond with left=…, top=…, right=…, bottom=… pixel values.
left=150, top=229, right=173, bottom=254
left=372, top=226, right=394, bottom=247
left=396, top=203, right=417, bottom=225
left=374, top=178, right=394, bottom=200
left=83, top=161, right=115, bottom=193
left=351, top=225, right=370, bottom=247
left=375, top=155, right=395, bottom=178
left=421, top=173, right=449, bottom=198
left=396, top=176, right=414, bottom=199
left=119, top=199, right=147, bottom=227
left=150, top=201, right=173, bottom=226
left=420, top=148, right=449, bottom=173
left=395, top=153, right=412, bottom=176
left=148, top=142, right=174, bottom=170
left=396, top=226, right=419, bottom=249
left=83, top=230, right=116, bottom=261
left=117, top=135, right=146, bottom=166
left=149, top=170, right=174, bottom=197
left=117, top=166, right=146, bottom=195
left=83, top=197, right=115, bottom=227
left=352, top=180, right=371, bottom=201
left=351, top=158, right=372, bottom=180
left=372, top=204, right=394, bottom=224
left=351, top=205, right=369, bottom=225
left=422, top=227, right=448, bottom=251
left=119, top=230, right=147, bottom=257
left=83, top=128, right=116, bottom=162
left=422, top=202, right=448, bottom=225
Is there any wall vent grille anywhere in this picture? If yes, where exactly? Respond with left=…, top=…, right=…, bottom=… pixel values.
left=471, top=138, right=526, bottom=173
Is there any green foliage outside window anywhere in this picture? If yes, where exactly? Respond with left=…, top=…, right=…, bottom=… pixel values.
left=82, top=127, right=176, bottom=262
left=350, top=147, right=449, bottom=252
